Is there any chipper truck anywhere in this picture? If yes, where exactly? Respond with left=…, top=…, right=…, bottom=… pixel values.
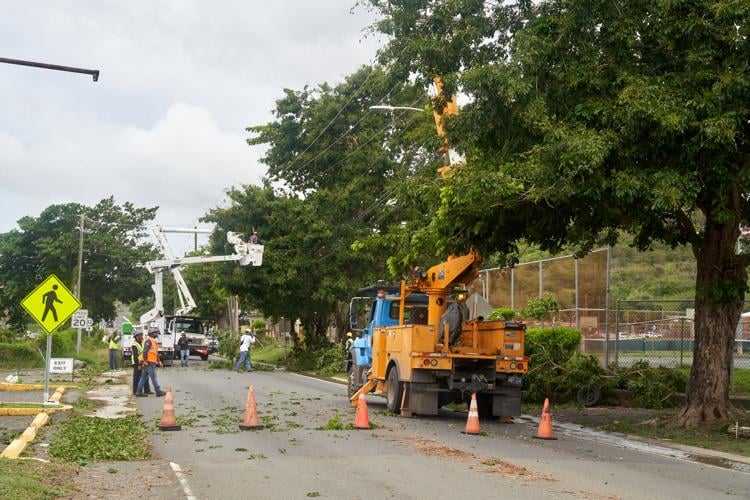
left=348, top=261, right=528, bottom=418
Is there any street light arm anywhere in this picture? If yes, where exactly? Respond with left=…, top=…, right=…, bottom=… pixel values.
left=0, top=57, right=99, bottom=81
left=369, top=105, right=423, bottom=112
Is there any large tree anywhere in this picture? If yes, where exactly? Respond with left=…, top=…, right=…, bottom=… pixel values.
left=0, top=197, right=158, bottom=328
left=367, top=0, right=750, bottom=428
left=205, top=65, right=439, bottom=345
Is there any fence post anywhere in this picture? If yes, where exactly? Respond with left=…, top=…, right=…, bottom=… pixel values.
left=612, top=299, right=620, bottom=367
left=680, top=317, right=685, bottom=367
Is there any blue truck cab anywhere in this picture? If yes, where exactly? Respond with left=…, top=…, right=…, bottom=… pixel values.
left=348, top=286, right=428, bottom=371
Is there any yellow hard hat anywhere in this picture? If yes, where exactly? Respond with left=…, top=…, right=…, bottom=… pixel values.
left=346, top=332, right=353, bottom=337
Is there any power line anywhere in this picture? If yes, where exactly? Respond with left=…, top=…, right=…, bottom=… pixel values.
left=277, top=63, right=379, bottom=175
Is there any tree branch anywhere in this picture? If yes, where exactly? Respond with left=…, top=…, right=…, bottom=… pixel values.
left=675, top=210, right=701, bottom=250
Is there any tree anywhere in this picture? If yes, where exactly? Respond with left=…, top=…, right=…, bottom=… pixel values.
left=205, top=66, right=438, bottom=347
left=368, top=0, right=750, bottom=428
left=0, top=197, right=158, bottom=328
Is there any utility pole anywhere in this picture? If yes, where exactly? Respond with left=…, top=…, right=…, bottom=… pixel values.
left=76, top=214, right=84, bottom=353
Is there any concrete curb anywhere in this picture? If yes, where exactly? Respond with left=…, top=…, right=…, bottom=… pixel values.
left=0, top=382, right=77, bottom=391
left=0, top=386, right=68, bottom=459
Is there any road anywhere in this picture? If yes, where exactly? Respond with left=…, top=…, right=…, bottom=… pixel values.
left=135, top=363, right=749, bottom=499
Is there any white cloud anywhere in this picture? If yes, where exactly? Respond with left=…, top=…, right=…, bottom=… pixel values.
left=0, top=1, right=384, bottom=255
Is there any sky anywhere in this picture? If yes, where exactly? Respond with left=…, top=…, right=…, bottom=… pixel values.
left=0, top=1, right=384, bottom=255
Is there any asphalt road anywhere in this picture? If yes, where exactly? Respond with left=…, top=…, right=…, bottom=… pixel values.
left=135, top=363, right=750, bottom=500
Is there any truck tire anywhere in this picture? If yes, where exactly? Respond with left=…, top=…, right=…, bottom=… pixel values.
left=385, top=366, right=403, bottom=414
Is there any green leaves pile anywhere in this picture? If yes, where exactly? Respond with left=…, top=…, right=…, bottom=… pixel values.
left=49, top=416, right=151, bottom=465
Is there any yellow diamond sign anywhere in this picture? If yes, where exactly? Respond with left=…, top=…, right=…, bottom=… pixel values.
left=21, top=274, right=81, bottom=334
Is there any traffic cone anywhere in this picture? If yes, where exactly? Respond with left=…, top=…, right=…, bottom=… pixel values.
left=353, top=392, right=370, bottom=429
left=533, top=398, right=557, bottom=440
left=239, top=385, right=264, bottom=430
left=158, top=385, right=181, bottom=431
left=462, top=393, right=481, bottom=435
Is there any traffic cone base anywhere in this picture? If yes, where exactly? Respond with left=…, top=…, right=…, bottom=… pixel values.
left=533, top=398, right=556, bottom=440
left=158, top=386, right=181, bottom=431
left=461, top=393, right=481, bottom=435
left=353, top=392, right=370, bottom=429
left=239, top=385, right=265, bottom=430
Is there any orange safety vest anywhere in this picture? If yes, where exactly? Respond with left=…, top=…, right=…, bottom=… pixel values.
left=144, top=338, right=160, bottom=363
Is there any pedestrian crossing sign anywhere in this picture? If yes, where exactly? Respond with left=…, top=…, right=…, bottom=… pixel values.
left=21, top=274, right=81, bottom=334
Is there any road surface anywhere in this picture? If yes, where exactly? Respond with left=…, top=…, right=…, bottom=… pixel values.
left=135, top=364, right=749, bottom=499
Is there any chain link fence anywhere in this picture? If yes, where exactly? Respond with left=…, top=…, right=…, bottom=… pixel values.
left=472, top=247, right=610, bottom=338
left=610, top=300, right=750, bottom=372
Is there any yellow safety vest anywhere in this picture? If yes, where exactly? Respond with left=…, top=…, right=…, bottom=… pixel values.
left=109, top=334, right=120, bottom=350
left=132, top=341, right=144, bottom=366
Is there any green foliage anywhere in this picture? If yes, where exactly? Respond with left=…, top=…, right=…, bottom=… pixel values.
left=612, top=361, right=688, bottom=409
left=521, top=296, right=559, bottom=322
left=215, top=331, right=240, bottom=365
left=287, top=343, right=345, bottom=377
left=0, top=341, right=38, bottom=368
left=49, top=415, right=151, bottom=465
left=0, top=197, right=158, bottom=329
left=252, top=319, right=267, bottom=336
left=487, top=308, right=516, bottom=321
left=525, top=327, right=581, bottom=362
left=523, top=327, right=599, bottom=402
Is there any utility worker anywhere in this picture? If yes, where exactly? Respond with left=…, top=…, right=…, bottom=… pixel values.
left=345, top=331, right=354, bottom=350
left=107, top=331, right=121, bottom=370
left=130, top=332, right=152, bottom=395
left=136, top=327, right=166, bottom=397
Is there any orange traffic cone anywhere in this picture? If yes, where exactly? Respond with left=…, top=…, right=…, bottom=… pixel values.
left=533, top=398, right=556, bottom=440
left=462, top=393, right=481, bottom=435
left=158, top=385, right=181, bottom=431
left=239, top=385, right=264, bottom=430
left=353, top=392, right=370, bottom=429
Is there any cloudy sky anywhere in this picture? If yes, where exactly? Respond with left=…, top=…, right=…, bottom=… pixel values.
left=0, top=1, right=384, bottom=254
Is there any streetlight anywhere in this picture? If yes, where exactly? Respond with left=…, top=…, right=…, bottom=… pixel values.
left=369, top=105, right=423, bottom=112
left=0, top=57, right=99, bottom=81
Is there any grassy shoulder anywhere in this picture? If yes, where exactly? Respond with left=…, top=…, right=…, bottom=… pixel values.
left=0, top=458, right=79, bottom=499
left=539, top=404, right=750, bottom=458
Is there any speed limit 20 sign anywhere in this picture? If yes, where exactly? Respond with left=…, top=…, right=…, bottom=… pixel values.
left=71, top=309, right=89, bottom=328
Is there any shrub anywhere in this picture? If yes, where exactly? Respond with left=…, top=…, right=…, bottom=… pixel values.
left=287, top=343, right=345, bottom=377
left=612, top=361, right=687, bottom=409
left=521, top=296, right=559, bottom=323
left=523, top=327, right=588, bottom=403
left=0, top=340, right=40, bottom=368
left=525, top=327, right=581, bottom=363
left=487, top=308, right=516, bottom=320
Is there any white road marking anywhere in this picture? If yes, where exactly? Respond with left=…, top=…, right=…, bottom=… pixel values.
left=170, top=461, right=197, bottom=500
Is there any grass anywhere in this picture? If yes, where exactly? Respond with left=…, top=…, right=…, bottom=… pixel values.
left=49, top=415, right=152, bottom=465
left=252, top=342, right=288, bottom=365
left=0, top=459, right=79, bottom=499
left=602, top=415, right=750, bottom=457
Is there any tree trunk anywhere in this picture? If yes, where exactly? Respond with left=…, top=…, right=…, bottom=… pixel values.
left=674, top=220, right=745, bottom=429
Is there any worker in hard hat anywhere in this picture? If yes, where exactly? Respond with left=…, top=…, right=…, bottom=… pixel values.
left=130, top=331, right=151, bottom=395
left=345, top=331, right=354, bottom=351
left=136, top=327, right=166, bottom=397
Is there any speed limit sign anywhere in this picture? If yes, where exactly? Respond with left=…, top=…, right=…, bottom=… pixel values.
left=71, top=309, right=88, bottom=328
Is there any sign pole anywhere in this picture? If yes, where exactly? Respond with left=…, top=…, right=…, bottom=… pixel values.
left=43, top=332, right=52, bottom=403
left=76, top=214, right=84, bottom=354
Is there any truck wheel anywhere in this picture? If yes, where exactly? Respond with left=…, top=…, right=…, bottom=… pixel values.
left=200, top=354, right=209, bottom=361
left=385, top=366, right=403, bottom=414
